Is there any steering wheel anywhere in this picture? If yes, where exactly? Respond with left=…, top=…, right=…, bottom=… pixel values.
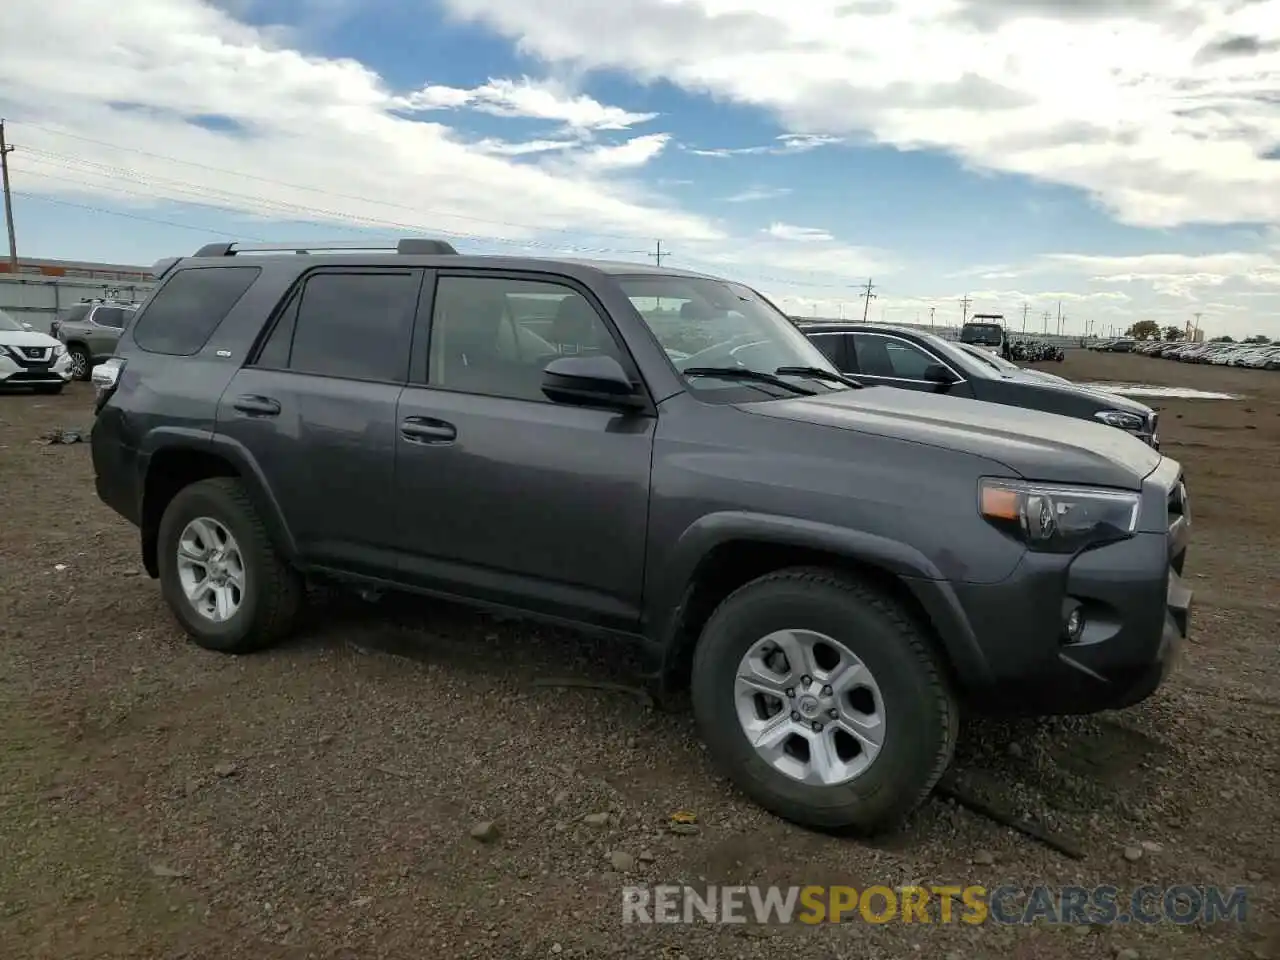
left=675, top=332, right=771, bottom=371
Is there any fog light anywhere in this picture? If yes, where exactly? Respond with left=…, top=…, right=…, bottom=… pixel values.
left=1064, top=607, right=1084, bottom=642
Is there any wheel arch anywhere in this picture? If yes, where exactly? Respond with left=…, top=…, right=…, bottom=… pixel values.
left=140, top=435, right=297, bottom=577
left=650, top=513, right=993, bottom=695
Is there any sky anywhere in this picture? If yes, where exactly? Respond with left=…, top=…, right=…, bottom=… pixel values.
left=3, top=0, right=1280, bottom=338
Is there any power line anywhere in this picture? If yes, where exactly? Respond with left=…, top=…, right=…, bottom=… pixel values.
left=859, top=277, right=877, bottom=322
left=649, top=240, right=669, bottom=267
left=8, top=119, right=679, bottom=244
left=12, top=191, right=269, bottom=239
left=13, top=150, right=652, bottom=257
left=1, top=119, right=16, bottom=270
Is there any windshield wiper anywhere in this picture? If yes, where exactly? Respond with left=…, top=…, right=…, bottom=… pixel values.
left=773, top=366, right=863, bottom=389
left=681, top=366, right=817, bottom=396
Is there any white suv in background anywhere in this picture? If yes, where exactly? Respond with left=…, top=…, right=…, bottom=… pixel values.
left=0, top=308, right=73, bottom=394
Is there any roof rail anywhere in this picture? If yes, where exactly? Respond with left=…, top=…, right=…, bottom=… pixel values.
left=151, top=256, right=181, bottom=280
left=191, top=238, right=459, bottom=257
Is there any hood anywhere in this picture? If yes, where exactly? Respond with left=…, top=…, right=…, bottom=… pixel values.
left=1018, top=378, right=1153, bottom=418
left=0, top=329, right=60, bottom=349
left=743, top=387, right=1162, bottom=489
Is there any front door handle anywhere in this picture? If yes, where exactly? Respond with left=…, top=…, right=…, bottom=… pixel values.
left=233, top=394, right=281, bottom=416
left=401, top=417, right=457, bottom=443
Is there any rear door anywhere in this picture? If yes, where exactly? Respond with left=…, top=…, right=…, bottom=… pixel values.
left=215, top=268, right=422, bottom=576
left=87, top=306, right=127, bottom=360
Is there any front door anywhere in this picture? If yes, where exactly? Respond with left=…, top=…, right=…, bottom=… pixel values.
left=392, top=271, right=655, bottom=632
left=846, top=332, right=973, bottom=397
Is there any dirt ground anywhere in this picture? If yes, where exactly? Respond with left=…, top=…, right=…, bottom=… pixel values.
left=1, top=351, right=1277, bottom=960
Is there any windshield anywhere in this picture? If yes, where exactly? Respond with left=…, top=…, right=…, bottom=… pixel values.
left=0, top=309, right=23, bottom=332
left=956, top=341, right=1018, bottom=372
left=908, top=331, right=998, bottom=380
left=617, top=275, right=848, bottom=398
left=960, top=323, right=1004, bottom=346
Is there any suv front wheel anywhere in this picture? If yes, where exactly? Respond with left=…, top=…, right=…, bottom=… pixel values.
left=156, top=477, right=302, bottom=653
left=691, top=567, right=958, bottom=833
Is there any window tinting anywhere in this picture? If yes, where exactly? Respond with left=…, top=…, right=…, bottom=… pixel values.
left=428, top=275, right=620, bottom=402
left=132, top=267, right=260, bottom=355
left=93, top=307, right=127, bottom=329
left=287, top=271, right=419, bottom=382
left=254, top=293, right=300, bottom=370
left=808, top=333, right=843, bottom=366
left=851, top=335, right=939, bottom=379
left=59, top=305, right=90, bottom=323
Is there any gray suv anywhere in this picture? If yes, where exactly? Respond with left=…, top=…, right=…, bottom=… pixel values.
left=51, top=299, right=138, bottom=380
left=89, top=239, right=1192, bottom=833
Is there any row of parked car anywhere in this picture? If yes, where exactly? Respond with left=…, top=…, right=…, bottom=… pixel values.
left=1091, top=337, right=1280, bottom=369
left=1007, top=338, right=1066, bottom=363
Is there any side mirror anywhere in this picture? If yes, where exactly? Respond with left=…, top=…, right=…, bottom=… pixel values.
left=541, top=355, right=646, bottom=411
left=923, top=363, right=958, bottom=384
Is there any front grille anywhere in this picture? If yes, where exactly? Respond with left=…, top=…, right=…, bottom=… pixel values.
left=20, top=346, right=47, bottom=360
left=5, top=346, right=53, bottom=369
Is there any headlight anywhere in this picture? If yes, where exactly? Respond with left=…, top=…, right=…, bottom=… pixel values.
left=53, top=343, right=68, bottom=357
left=979, top=478, right=1141, bottom=554
left=1094, top=409, right=1146, bottom=432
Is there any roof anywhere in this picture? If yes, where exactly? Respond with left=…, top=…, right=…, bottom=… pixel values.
left=795, top=321, right=927, bottom=337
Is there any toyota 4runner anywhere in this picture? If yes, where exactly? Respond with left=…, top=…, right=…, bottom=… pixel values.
left=90, top=239, right=1193, bottom=833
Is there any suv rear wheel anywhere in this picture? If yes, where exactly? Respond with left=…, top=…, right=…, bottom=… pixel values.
left=691, top=567, right=957, bottom=832
left=156, top=477, right=302, bottom=653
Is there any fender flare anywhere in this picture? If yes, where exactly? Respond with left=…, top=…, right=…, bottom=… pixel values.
left=650, top=511, right=992, bottom=687
left=137, top=428, right=299, bottom=568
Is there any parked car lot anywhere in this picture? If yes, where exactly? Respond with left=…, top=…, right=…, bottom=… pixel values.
left=1, top=350, right=1277, bottom=958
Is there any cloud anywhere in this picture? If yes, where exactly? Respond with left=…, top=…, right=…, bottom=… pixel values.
left=689, top=133, right=844, bottom=157
left=1041, top=249, right=1280, bottom=297
left=765, top=222, right=835, bottom=242
left=395, top=77, right=658, bottom=131
left=0, top=0, right=720, bottom=256
left=437, top=0, right=1280, bottom=229
left=724, top=186, right=793, bottom=202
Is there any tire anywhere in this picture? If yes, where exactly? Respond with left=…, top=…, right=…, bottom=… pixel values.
left=156, top=477, right=302, bottom=654
left=68, top=345, right=92, bottom=381
left=691, top=567, right=957, bottom=833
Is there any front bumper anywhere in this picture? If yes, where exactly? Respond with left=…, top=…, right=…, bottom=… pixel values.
left=954, top=464, right=1191, bottom=715
left=0, top=349, right=73, bottom=385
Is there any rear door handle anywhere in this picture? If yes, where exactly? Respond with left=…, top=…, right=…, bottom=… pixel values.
left=400, top=417, right=456, bottom=443
left=233, top=394, right=281, bottom=416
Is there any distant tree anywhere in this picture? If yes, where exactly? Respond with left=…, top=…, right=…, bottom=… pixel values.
left=1211, top=335, right=1234, bottom=342
left=1125, top=320, right=1161, bottom=340
left=1244, top=334, right=1271, bottom=343
left=1163, top=325, right=1182, bottom=341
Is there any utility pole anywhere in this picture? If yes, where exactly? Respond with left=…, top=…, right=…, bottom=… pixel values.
left=1021, top=302, right=1029, bottom=333
left=929, top=306, right=936, bottom=330
left=1042, top=310, right=1051, bottom=334
left=1055, top=300, right=1062, bottom=337
left=1193, top=312, right=1203, bottom=340
left=0, top=119, right=17, bottom=273
left=649, top=239, right=669, bottom=267
left=859, top=278, right=876, bottom=322
left=959, top=294, right=972, bottom=325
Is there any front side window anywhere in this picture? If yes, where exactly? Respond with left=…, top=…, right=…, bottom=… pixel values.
left=617, top=275, right=846, bottom=399
left=93, top=307, right=129, bottom=329
left=427, top=275, right=622, bottom=402
left=852, top=334, right=939, bottom=380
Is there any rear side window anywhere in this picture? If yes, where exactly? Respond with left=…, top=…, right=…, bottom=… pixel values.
left=93, top=307, right=128, bottom=329
left=254, top=270, right=419, bottom=382
left=132, top=266, right=260, bottom=356
left=58, top=304, right=90, bottom=323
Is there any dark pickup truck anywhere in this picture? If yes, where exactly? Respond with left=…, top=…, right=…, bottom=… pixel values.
left=89, top=240, right=1192, bottom=833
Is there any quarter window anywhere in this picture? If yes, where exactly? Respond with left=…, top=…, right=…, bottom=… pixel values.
left=132, top=266, right=260, bottom=356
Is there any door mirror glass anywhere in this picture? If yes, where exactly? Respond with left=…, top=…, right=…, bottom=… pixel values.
left=541, top=355, right=645, bottom=410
